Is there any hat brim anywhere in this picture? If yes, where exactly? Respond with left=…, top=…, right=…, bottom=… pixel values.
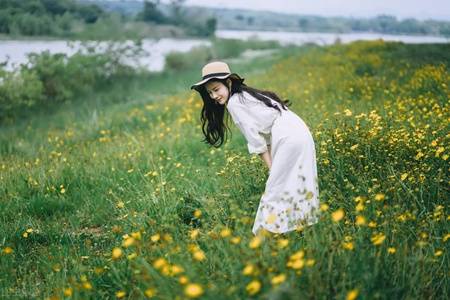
left=190, top=73, right=244, bottom=90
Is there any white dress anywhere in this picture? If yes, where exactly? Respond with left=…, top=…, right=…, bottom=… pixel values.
left=226, top=91, right=320, bottom=235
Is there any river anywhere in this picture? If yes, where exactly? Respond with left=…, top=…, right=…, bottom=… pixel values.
left=1, top=30, right=448, bottom=72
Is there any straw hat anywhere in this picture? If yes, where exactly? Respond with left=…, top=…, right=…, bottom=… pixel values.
left=190, top=61, right=244, bottom=91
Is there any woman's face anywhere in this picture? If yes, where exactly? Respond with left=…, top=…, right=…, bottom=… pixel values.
left=205, top=80, right=231, bottom=106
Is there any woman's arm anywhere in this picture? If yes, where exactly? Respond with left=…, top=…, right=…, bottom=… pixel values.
left=259, top=146, right=272, bottom=170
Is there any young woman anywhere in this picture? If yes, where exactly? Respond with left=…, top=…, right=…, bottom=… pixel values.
left=191, top=61, right=320, bottom=236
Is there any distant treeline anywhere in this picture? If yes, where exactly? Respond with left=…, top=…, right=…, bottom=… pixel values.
left=81, top=1, right=450, bottom=37
left=217, top=10, right=450, bottom=36
left=341, top=15, right=450, bottom=36
left=1, top=0, right=448, bottom=38
left=81, top=0, right=217, bottom=37
left=0, top=0, right=103, bottom=36
left=0, top=0, right=216, bottom=38
left=134, top=0, right=216, bottom=37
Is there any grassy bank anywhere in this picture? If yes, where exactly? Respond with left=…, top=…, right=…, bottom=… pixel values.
left=0, top=41, right=448, bottom=299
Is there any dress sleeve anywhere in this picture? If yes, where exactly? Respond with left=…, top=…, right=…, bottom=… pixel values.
left=234, top=121, right=268, bottom=154
left=227, top=99, right=268, bottom=155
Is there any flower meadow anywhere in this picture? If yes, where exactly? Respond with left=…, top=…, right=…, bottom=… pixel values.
left=0, top=41, right=448, bottom=299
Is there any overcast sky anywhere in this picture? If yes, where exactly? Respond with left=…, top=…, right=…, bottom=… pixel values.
left=181, top=0, right=450, bottom=21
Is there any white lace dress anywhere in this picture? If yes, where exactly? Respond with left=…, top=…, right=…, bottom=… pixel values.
left=226, top=91, right=320, bottom=235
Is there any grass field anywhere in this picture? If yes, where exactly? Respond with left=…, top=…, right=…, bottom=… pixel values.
left=0, top=41, right=448, bottom=299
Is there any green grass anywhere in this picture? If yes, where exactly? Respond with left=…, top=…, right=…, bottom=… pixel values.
left=0, top=42, right=448, bottom=299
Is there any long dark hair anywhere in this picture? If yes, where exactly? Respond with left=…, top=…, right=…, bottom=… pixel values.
left=198, top=77, right=291, bottom=147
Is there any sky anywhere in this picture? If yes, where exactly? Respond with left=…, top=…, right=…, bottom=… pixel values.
left=180, top=0, right=450, bottom=21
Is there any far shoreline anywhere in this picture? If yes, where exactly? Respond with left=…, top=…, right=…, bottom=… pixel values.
left=0, top=29, right=449, bottom=42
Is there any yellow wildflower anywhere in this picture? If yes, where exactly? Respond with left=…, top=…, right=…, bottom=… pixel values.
left=355, top=215, right=366, bottom=226
left=287, top=259, right=305, bottom=269
left=127, top=252, right=137, bottom=260
left=190, top=229, right=200, bottom=240
left=150, top=234, right=160, bottom=243
left=242, top=264, right=255, bottom=276
left=112, top=247, right=123, bottom=260
left=246, top=280, right=261, bottom=295
left=131, top=232, right=141, bottom=240
left=163, top=233, right=173, bottom=243
left=355, top=202, right=365, bottom=211
left=63, top=288, right=73, bottom=297
left=342, top=242, right=354, bottom=250
left=184, top=283, right=204, bottom=298
left=368, top=221, right=377, bottom=228
left=153, top=258, right=167, bottom=269
left=374, top=193, right=385, bottom=201
left=161, top=265, right=171, bottom=276
left=193, top=209, right=202, bottom=218
left=290, top=250, right=305, bottom=260
left=332, top=208, right=345, bottom=222
left=354, top=196, right=365, bottom=202
left=320, top=203, right=329, bottom=211
left=23, top=228, right=33, bottom=238
left=249, top=236, right=263, bottom=249
left=277, top=238, right=289, bottom=249
left=371, top=233, right=386, bottom=245
left=170, top=264, right=184, bottom=275
left=306, top=259, right=315, bottom=267
left=415, top=151, right=424, bottom=160
left=2, top=247, right=13, bottom=254
left=443, top=233, right=450, bottom=242
left=179, top=276, right=189, bottom=284
left=230, top=236, right=241, bottom=244
left=144, top=288, right=157, bottom=297
left=271, top=274, right=287, bottom=285
left=435, top=146, right=445, bottom=157
left=82, top=282, right=92, bottom=290
left=193, top=250, right=206, bottom=261
left=122, top=237, right=135, bottom=248
left=346, top=289, right=359, bottom=300
left=116, top=290, right=126, bottom=298
left=220, top=228, right=232, bottom=238
left=387, top=247, right=396, bottom=254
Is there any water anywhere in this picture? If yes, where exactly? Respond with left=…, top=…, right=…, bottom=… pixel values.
left=216, top=30, right=450, bottom=46
left=0, top=31, right=448, bottom=71
left=0, top=38, right=210, bottom=72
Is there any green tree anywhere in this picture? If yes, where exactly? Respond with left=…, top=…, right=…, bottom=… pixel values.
left=0, top=10, right=11, bottom=33
left=41, top=0, right=71, bottom=15
left=137, top=0, right=167, bottom=24
left=169, top=0, right=186, bottom=26
left=12, top=13, right=53, bottom=35
left=205, top=17, right=217, bottom=36
left=77, top=4, right=103, bottom=23
left=375, top=15, right=397, bottom=33
left=23, top=0, right=46, bottom=15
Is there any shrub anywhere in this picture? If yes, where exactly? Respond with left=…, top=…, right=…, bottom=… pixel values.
left=0, top=42, right=139, bottom=124
left=0, top=68, right=44, bottom=123
left=164, top=38, right=281, bottom=72
left=165, top=46, right=213, bottom=72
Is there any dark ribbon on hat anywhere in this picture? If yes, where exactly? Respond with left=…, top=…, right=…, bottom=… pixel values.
left=202, top=72, right=231, bottom=80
